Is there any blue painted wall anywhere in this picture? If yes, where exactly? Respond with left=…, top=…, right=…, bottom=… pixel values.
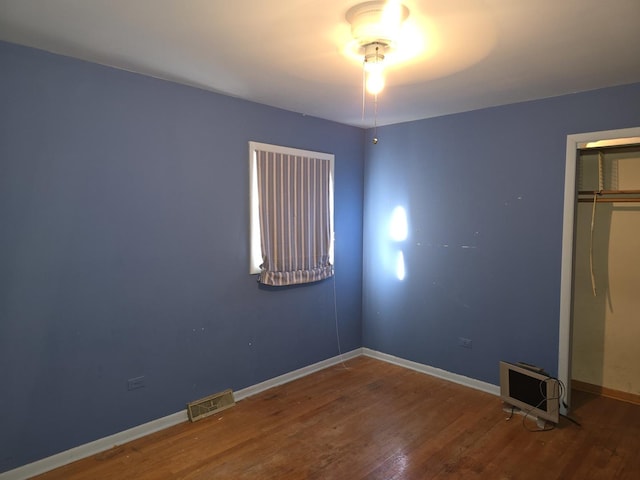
left=0, top=41, right=364, bottom=472
left=362, top=82, right=640, bottom=386
left=2, top=37, right=640, bottom=474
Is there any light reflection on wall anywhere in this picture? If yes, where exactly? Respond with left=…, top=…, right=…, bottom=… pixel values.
left=396, top=250, right=406, bottom=280
left=390, top=206, right=408, bottom=280
left=390, top=206, right=408, bottom=241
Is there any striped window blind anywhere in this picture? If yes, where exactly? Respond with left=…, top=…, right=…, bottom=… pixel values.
left=252, top=144, right=334, bottom=286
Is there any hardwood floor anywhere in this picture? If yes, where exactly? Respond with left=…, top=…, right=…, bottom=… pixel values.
left=32, top=356, right=640, bottom=479
left=572, top=379, right=640, bottom=406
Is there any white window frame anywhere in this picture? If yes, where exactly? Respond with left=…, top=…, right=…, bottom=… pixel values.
left=249, top=141, right=334, bottom=275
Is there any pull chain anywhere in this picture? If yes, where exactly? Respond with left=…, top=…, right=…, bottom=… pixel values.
left=372, top=93, right=379, bottom=144
left=361, top=60, right=366, bottom=122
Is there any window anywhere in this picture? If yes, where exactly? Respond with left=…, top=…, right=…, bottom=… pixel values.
left=249, top=142, right=334, bottom=286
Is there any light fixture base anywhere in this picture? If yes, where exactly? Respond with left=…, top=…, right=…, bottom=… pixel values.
left=346, top=0, right=410, bottom=50
left=363, top=42, right=387, bottom=65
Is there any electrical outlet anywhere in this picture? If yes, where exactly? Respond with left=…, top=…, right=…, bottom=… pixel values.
left=127, top=376, right=145, bottom=391
left=458, top=337, right=473, bottom=349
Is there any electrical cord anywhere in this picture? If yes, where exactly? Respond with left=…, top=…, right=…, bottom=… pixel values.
left=561, top=413, right=582, bottom=427
left=514, top=376, right=581, bottom=432
left=519, top=377, right=559, bottom=432
left=505, top=405, right=516, bottom=421
left=332, top=268, right=350, bottom=370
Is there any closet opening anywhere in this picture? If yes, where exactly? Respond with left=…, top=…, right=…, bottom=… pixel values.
left=558, top=127, right=640, bottom=414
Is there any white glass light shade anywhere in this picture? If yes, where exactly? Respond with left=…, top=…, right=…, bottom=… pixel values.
left=366, top=68, right=385, bottom=95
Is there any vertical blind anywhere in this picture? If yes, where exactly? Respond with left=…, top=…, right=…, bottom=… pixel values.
left=256, top=149, right=334, bottom=286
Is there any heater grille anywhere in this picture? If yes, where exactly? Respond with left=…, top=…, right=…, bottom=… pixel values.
left=187, top=389, right=235, bottom=422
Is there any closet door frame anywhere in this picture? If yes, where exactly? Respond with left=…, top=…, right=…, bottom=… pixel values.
left=558, top=126, right=640, bottom=414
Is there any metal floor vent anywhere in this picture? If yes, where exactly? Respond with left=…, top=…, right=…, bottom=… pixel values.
left=187, top=389, right=235, bottom=422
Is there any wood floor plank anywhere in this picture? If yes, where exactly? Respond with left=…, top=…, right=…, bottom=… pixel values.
left=30, top=356, right=640, bottom=479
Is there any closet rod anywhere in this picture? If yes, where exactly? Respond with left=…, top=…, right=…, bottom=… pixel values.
left=578, top=189, right=640, bottom=195
left=578, top=197, right=640, bottom=203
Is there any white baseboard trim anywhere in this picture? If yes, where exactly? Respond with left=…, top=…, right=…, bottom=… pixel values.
left=0, top=348, right=363, bottom=480
left=362, top=348, right=500, bottom=396
left=0, top=410, right=188, bottom=480
left=234, top=348, right=363, bottom=401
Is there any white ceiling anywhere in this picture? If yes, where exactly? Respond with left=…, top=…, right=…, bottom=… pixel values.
left=1, top=0, right=639, bottom=127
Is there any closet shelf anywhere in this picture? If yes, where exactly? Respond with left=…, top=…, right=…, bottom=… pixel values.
left=578, top=197, right=640, bottom=203
left=578, top=190, right=640, bottom=203
left=578, top=189, right=640, bottom=195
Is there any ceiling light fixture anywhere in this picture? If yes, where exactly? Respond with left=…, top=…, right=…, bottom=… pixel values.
left=346, top=0, right=409, bottom=94
left=363, top=42, right=386, bottom=95
left=346, top=0, right=410, bottom=141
